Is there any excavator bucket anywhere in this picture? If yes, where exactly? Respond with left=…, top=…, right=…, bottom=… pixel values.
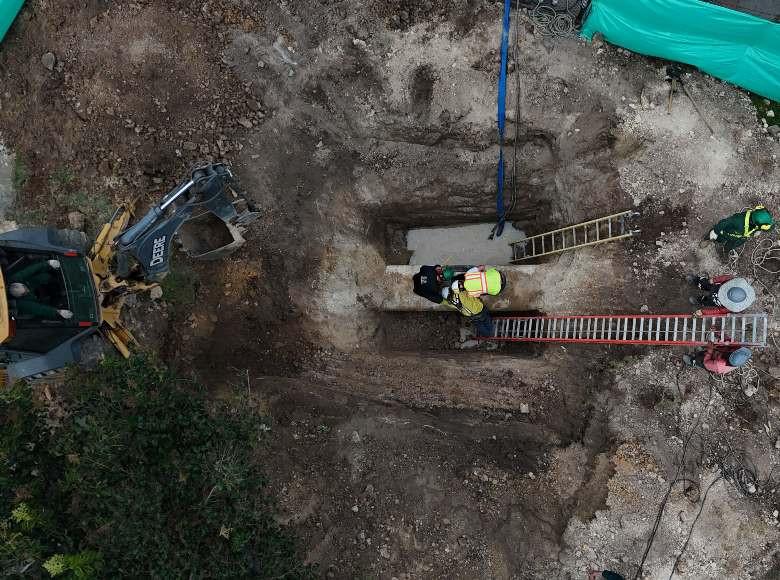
left=176, top=181, right=257, bottom=260
left=88, top=163, right=259, bottom=359
left=114, top=163, right=259, bottom=281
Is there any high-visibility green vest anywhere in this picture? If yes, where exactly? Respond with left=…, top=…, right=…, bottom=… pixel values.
left=463, top=269, right=502, bottom=296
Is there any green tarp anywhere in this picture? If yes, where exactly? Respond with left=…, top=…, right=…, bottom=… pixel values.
left=0, top=0, right=24, bottom=43
left=581, top=0, right=780, bottom=101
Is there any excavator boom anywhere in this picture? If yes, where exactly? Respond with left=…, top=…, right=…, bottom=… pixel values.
left=89, top=163, right=258, bottom=358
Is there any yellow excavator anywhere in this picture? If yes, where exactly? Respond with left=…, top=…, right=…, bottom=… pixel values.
left=0, top=163, right=257, bottom=382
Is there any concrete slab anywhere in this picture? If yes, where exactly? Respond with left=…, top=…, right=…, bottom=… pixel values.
left=380, top=265, right=543, bottom=312
left=406, top=222, right=525, bottom=265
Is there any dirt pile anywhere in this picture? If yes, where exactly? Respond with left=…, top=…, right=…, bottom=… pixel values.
left=1, top=0, right=779, bottom=578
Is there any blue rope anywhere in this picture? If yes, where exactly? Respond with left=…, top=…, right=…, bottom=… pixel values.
left=493, top=0, right=512, bottom=239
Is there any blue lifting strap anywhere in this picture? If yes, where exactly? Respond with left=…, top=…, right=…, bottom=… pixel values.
left=492, top=0, right=511, bottom=239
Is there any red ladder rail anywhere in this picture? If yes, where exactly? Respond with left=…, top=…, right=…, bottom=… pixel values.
left=478, top=313, right=769, bottom=347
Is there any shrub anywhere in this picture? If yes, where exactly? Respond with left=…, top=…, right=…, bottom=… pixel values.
left=0, top=357, right=312, bottom=579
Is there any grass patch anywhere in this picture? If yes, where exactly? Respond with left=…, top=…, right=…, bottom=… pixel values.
left=6, top=206, right=47, bottom=227
left=160, top=260, right=199, bottom=309
left=56, top=190, right=114, bottom=226
left=11, top=155, right=28, bottom=190
left=0, top=357, right=314, bottom=579
left=44, top=166, right=115, bottom=234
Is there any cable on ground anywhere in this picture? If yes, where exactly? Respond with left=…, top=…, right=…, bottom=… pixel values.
left=667, top=475, right=722, bottom=580
left=632, top=376, right=713, bottom=579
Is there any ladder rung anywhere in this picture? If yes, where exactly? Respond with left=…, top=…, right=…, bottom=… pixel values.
left=486, top=314, right=765, bottom=346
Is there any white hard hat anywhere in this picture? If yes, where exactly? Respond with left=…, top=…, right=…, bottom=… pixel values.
left=717, top=278, right=755, bottom=312
left=9, top=283, right=28, bottom=298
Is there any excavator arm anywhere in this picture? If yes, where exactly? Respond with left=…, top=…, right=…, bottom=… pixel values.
left=89, top=163, right=259, bottom=356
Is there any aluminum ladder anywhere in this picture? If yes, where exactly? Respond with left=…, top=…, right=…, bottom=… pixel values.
left=480, top=313, right=769, bottom=347
left=510, top=210, right=640, bottom=262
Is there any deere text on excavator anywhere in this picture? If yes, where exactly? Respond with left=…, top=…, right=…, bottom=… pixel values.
left=0, top=163, right=257, bottom=383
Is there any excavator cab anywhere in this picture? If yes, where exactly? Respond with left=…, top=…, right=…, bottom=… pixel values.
left=0, top=163, right=258, bottom=382
left=0, top=229, right=101, bottom=383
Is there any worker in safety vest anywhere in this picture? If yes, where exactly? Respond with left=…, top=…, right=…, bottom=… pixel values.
left=451, top=266, right=506, bottom=298
left=686, top=274, right=755, bottom=314
left=682, top=345, right=751, bottom=375
left=706, top=205, right=774, bottom=251
left=445, top=266, right=506, bottom=337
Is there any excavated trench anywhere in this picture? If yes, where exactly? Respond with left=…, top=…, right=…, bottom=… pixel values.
left=334, top=114, right=630, bottom=354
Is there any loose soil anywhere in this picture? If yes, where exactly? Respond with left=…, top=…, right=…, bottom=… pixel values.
left=1, top=1, right=779, bottom=578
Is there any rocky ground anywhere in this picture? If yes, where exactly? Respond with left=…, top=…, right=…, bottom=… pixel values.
left=1, top=0, right=780, bottom=578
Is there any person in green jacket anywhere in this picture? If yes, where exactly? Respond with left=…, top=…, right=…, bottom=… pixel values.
left=7, top=259, right=73, bottom=320
left=706, top=205, right=773, bottom=251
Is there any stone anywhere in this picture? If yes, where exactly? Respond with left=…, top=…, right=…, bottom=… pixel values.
left=351, top=505, right=359, bottom=512
left=768, top=125, right=780, bottom=137
left=41, top=52, right=56, bottom=71
left=767, top=110, right=775, bottom=118
left=519, top=403, right=530, bottom=414
left=67, top=211, right=85, bottom=231
left=149, top=286, right=164, bottom=300
left=237, top=117, right=253, bottom=129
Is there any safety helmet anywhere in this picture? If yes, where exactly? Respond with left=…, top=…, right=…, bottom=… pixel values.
left=726, top=287, right=747, bottom=303
left=9, top=283, right=28, bottom=298
left=717, top=278, right=755, bottom=312
left=751, top=206, right=774, bottom=231
left=728, top=347, right=752, bottom=367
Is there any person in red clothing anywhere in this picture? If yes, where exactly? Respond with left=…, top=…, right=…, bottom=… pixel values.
left=682, top=345, right=752, bottom=375
left=686, top=274, right=755, bottom=314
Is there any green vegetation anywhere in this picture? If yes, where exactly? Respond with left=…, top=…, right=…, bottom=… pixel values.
left=0, top=357, right=312, bottom=579
left=7, top=207, right=47, bottom=227
left=11, top=156, right=28, bottom=191
left=55, top=190, right=114, bottom=228
left=160, top=261, right=200, bottom=310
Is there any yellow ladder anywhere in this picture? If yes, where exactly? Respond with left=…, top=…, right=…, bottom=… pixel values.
left=511, top=210, right=640, bottom=261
